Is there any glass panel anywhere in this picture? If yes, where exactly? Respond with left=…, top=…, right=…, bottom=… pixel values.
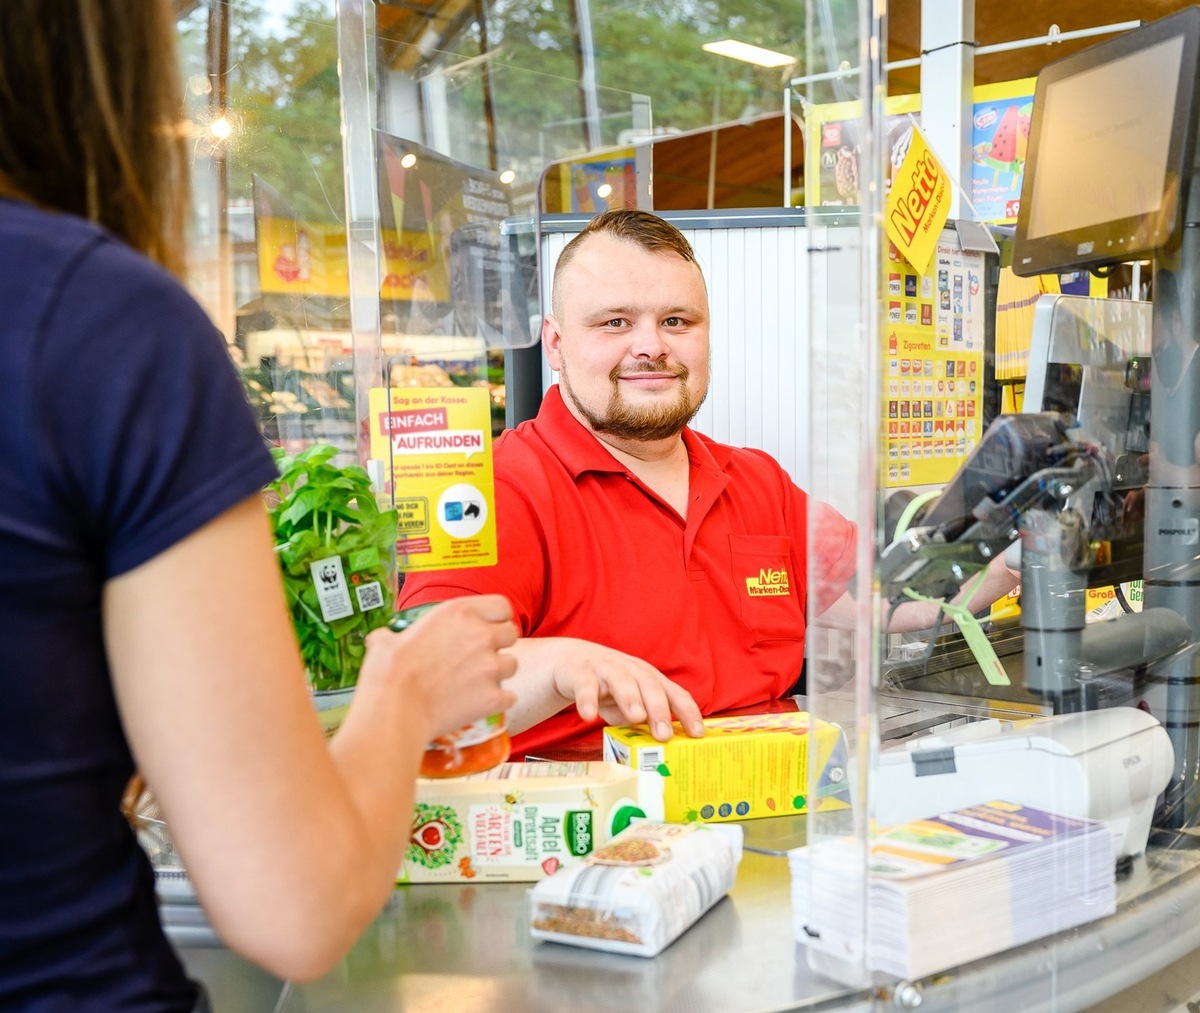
left=164, top=0, right=1200, bottom=1006
left=370, top=0, right=876, bottom=986
left=178, top=1, right=358, bottom=459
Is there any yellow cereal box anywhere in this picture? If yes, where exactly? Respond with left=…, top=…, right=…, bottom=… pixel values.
left=602, top=712, right=850, bottom=823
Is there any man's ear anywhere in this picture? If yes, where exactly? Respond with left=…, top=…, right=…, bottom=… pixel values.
left=542, top=314, right=564, bottom=371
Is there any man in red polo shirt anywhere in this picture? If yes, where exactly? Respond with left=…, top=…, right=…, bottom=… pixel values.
left=398, top=208, right=1014, bottom=759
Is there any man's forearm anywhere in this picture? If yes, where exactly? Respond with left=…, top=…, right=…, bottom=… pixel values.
left=815, top=553, right=1020, bottom=633
left=501, top=638, right=574, bottom=736
left=884, top=553, right=1020, bottom=633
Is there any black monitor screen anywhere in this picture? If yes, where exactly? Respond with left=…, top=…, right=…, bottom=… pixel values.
left=1013, top=9, right=1200, bottom=277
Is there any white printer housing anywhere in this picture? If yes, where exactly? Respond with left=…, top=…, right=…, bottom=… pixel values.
left=871, top=707, right=1174, bottom=858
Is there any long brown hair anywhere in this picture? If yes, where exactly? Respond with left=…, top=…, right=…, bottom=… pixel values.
left=0, top=0, right=190, bottom=276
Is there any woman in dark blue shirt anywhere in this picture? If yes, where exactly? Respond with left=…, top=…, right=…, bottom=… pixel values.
left=0, top=3, right=519, bottom=1009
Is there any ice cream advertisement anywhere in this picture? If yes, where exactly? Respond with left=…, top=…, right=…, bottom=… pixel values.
left=970, top=79, right=1036, bottom=224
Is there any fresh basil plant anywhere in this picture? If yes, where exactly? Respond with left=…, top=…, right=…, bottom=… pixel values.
left=267, top=444, right=398, bottom=690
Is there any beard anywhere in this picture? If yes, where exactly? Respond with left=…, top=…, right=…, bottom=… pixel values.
left=559, top=360, right=707, bottom=442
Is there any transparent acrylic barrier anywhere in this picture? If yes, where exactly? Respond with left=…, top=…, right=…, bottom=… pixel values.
left=170, top=1, right=1200, bottom=1008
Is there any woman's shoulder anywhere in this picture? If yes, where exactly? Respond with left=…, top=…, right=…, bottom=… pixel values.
left=1, top=199, right=109, bottom=270
left=0, top=199, right=184, bottom=307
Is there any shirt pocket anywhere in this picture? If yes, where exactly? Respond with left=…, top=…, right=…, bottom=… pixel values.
left=728, top=533, right=804, bottom=641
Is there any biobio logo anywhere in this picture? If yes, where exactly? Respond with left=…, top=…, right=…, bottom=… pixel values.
left=745, top=567, right=790, bottom=597
left=565, top=811, right=593, bottom=856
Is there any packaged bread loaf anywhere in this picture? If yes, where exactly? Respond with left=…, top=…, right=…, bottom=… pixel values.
left=528, top=821, right=743, bottom=957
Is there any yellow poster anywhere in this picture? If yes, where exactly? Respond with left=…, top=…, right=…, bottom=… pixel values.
left=255, top=216, right=351, bottom=297
left=368, top=386, right=498, bottom=572
left=885, top=125, right=950, bottom=276
left=882, top=233, right=986, bottom=489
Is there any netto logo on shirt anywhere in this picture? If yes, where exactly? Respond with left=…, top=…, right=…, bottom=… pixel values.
left=746, top=567, right=790, bottom=597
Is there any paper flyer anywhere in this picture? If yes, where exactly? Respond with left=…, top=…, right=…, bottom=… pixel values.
left=368, top=386, right=498, bottom=571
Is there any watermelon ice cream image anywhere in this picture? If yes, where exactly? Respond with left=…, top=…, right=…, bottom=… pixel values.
left=1015, top=102, right=1032, bottom=162
left=976, top=103, right=1031, bottom=189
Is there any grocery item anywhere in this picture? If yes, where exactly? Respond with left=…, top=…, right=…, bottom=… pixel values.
left=400, top=761, right=663, bottom=883
left=268, top=444, right=398, bottom=730
left=529, top=821, right=743, bottom=956
left=602, top=711, right=850, bottom=823
left=390, top=603, right=511, bottom=776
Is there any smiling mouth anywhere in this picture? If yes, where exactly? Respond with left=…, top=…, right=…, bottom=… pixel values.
left=615, top=364, right=686, bottom=383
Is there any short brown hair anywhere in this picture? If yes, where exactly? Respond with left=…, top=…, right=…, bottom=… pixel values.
left=0, top=0, right=190, bottom=276
left=552, top=209, right=701, bottom=316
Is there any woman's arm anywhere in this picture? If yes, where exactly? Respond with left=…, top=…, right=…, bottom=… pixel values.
left=103, top=494, right=517, bottom=982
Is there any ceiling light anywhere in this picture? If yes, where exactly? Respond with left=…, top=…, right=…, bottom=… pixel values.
left=702, top=39, right=796, bottom=69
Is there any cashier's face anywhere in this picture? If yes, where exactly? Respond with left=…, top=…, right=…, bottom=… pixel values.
left=544, top=233, right=710, bottom=445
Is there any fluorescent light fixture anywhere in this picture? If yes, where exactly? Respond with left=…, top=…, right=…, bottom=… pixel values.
left=702, top=39, right=796, bottom=68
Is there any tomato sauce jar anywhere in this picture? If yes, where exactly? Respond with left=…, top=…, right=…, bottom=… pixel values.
left=389, top=603, right=511, bottom=777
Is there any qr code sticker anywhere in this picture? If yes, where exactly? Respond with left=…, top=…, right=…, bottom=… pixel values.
left=355, top=581, right=384, bottom=612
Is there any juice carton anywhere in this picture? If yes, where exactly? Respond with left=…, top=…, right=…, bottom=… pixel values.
left=400, top=761, right=664, bottom=883
left=602, top=711, right=850, bottom=823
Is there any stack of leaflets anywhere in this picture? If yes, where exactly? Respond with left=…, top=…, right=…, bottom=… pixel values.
left=790, top=800, right=1116, bottom=980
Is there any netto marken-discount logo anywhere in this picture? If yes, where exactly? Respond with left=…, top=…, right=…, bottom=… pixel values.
left=746, top=567, right=790, bottom=597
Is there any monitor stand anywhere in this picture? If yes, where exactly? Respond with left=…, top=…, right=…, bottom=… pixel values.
left=1143, top=160, right=1200, bottom=829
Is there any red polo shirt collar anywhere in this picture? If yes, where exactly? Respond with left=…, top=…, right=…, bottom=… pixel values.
left=539, top=385, right=733, bottom=549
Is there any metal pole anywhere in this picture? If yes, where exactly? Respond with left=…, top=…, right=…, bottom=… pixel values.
left=1145, top=162, right=1200, bottom=828
left=334, top=0, right=384, bottom=465
left=786, top=20, right=1142, bottom=90
left=570, top=0, right=602, bottom=150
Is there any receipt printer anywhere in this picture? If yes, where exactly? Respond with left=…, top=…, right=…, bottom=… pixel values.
left=872, top=707, right=1174, bottom=858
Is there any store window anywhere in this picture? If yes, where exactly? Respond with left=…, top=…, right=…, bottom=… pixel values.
left=175, top=0, right=859, bottom=454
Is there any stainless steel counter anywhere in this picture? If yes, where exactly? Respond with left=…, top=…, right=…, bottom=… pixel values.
left=167, top=820, right=1200, bottom=1013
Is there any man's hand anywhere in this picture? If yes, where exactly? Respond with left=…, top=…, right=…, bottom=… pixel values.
left=504, top=637, right=705, bottom=741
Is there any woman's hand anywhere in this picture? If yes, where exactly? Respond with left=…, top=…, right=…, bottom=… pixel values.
left=358, top=595, right=519, bottom=739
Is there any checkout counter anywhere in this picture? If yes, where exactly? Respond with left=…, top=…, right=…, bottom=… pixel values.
left=161, top=300, right=1200, bottom=1007
left=160, top=693, right=1200, bottom=1012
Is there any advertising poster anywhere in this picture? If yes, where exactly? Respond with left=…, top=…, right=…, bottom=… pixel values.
left=970, top=79, right=1037, bottom=225
left=377, top=133, right=533, bottom=349
left=253, top=175, right=351, bottom=298
left=368, top=386, right=498, bottom=572
left=804, top=94, right=921, bottom=207
left=570, top=156, right=638, bottom=212
left=882, top=233, right=986, bottom=488
left=804, top=80, right=1036, bottom=223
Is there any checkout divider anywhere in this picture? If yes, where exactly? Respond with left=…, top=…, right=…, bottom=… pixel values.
left=162, top=4, right=1200, bottom=1005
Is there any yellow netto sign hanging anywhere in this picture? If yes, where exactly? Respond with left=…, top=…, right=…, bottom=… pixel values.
left=884, top=126, right=950, bottom=276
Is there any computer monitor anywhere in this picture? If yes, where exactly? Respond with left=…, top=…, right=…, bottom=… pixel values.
left=1012, top=8, right=1200, bottom=278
